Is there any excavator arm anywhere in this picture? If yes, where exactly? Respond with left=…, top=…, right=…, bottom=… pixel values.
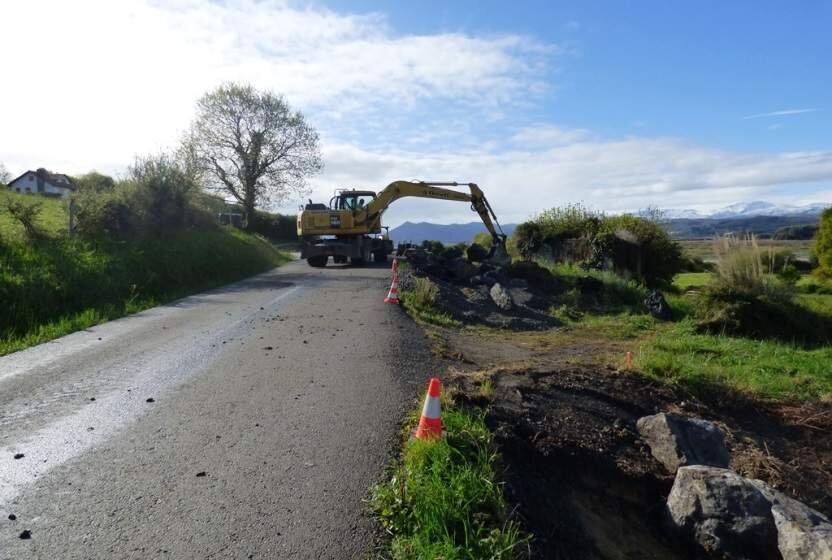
left=361, top=181, right=509, bottom=263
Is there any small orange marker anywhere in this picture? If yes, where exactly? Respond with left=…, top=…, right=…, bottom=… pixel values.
left=414, top=378, right=443, bottom=440
left=625, top=351, right=633, bottom=368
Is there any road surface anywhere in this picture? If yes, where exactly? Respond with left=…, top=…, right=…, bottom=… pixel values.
left=0, top=260, right=433, bottom=559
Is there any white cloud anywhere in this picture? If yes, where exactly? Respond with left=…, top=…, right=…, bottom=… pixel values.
left=510, top=125, right=592, bottom=147
left=0, top=0, right=555, bottom=175
left=743, top=108, right=818, bottom=119
left=293, top=138, right=832, bottom=227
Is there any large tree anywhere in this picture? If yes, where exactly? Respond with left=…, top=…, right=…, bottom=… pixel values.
left=184, top=83, right=322, bottom=222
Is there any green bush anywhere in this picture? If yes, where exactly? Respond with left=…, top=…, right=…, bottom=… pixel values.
left=815, top=207, right=832, bottom=277
left=514, top=205, right=683, bottom=286
left=421, top=239, right=445, bottom=254
left=247, top=210, right=298, bottom=240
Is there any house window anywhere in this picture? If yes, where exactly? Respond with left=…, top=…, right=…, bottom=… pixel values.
left=16, top=188, right=21, bottom=192
left=25, top=187, right=31, bottom=193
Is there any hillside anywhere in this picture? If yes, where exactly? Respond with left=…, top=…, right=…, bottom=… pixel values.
left=0, top=191, right=70, bottom=241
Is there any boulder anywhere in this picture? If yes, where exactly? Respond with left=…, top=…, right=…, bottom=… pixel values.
left=439, top=246, right=463, bottom=261
left=667, top=466, right=779, bottom=559
left=509, top=287, right=550, bottom=311
left=636, top=413, right=730, bottom=472
left=489, top=283, right=513, bottom=310
left=750, top=480, right=832, bottom=560
left=644, top=289, right=672, bottom=320
left=467, top=243, right=490, bottom=262
left=505, top=261, right=556, bottom=291
left=443, top=257, right=478, bottom=282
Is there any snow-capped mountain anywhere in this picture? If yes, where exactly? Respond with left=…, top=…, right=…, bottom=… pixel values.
left=666, top=201, right=828, bottom=220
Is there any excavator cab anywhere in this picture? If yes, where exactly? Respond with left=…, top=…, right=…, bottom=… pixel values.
left=331, top=190, right=376, bottom=212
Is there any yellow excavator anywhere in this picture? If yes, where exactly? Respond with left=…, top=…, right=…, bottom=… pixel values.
left=296, top=180, right=509, bottom=267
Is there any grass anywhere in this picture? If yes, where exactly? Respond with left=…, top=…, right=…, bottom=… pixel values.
left=0, top=191, right=69, bottom=241
left=0, top=227, right=291, bottom=355
left=636, top=319, right=832, bottom=402
left=679, top=239, right=813, bottom=262
left=673, top=272, right=713, bottom=290
left=399, top=275, right=462, bottom=328
left=371, top=392, right=526, bottom=559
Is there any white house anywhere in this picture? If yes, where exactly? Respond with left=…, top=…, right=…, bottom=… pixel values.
left=7, top=168, right=77, bottom=198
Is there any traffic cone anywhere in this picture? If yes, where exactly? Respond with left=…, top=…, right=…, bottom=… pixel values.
left=414, top=378, right=442, bottom=440
left=391, top=257, right=399, bottom=275
left=625, top=351, right=633, bottom=368
left=384, top=274, right=400, bottom=304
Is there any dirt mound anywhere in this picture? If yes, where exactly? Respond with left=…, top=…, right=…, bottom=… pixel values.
left=457, top=367, right=691, bottom=559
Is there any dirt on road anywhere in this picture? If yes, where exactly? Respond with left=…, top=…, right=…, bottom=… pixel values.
left=430, top=326, right=832, bottom=559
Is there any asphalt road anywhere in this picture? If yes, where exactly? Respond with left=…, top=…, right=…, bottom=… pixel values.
left=0, top=259, right=433, bottom=559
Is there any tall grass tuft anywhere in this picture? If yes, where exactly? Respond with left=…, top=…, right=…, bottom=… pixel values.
left=712, top=235, right=777, bottom=296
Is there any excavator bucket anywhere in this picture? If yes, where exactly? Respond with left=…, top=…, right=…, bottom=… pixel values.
left=484, top=236, right=511, bottom=267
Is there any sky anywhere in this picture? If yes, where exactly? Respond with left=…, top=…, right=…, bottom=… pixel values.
left=1, top=0, right=830, bottom=226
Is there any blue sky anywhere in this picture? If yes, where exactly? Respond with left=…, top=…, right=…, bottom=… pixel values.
left=1, top=0, right=830, bottom=225
left=331, top=0, right=831, bottom=151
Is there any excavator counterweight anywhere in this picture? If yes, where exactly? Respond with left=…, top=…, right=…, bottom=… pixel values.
left=297, top=180, right=508, bottom=267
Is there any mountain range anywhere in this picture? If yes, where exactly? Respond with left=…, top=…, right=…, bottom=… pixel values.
left=663, top=201, right=828, bottom=220
left=389, top=201, right=828, bottom=244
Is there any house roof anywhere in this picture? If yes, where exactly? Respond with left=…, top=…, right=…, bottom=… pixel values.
left=8, top=169, right=77, bottom=191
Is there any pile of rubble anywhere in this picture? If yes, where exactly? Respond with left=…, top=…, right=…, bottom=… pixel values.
left=402, top=245, right=561, bottom=330
left=638, top=412, right=832, bottom=559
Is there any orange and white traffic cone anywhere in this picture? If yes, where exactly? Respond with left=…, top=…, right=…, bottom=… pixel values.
left=414, top=378, right=442, bottom=440
left=384, top=274, right=400, bottom=304
left=391, top=257, right=399, bottom=275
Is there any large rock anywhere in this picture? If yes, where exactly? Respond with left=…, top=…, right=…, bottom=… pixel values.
left=489, top=282, right=513, bottom=310
left=644, top=290, right=672, bottom=320
left=467, top=243, right=490, bottom=262
left=751, top=480, right=832, bottom=560
left=443, top=257, right=478, bottom=282
left=667, top=466, right=780, bottom=559
left=637, top=413, right=730, bottom=472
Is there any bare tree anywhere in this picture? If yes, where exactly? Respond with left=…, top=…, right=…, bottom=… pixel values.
left=183, top=83, right=322, bottom=223
left=0, top=162, right=11, bottom=185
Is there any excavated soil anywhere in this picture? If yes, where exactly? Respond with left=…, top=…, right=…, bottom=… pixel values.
left=434, top=327, right=832, bottom=560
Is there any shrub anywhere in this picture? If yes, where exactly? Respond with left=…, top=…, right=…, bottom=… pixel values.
left=515, top=205, right=683, bottom=286
left=74, top=154, right=210, bottom=237
left=247, top=210, right=298, bottom=240
left=3, top=196, right=44, bottom=241
left=421, top=239, right=445, bottom=254
left=711, top=235, right=776, bottom=296
left=75, top=171, right=116, bottom=193
left=815, top=207, right=832, bottom=277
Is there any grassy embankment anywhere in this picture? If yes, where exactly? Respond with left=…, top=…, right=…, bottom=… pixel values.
left=0, top=192, right=291, bottom=355
left=371, top=390, right=526, bottom=559
left=542, top=264, right=832, bottom=403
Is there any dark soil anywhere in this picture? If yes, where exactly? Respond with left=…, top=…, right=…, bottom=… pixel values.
left=434, top=327, right=832, bottom=560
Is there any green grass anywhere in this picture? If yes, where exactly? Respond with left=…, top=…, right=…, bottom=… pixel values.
left=399, top=273, right=463, bottom=328
left=673, top=272, right=713, bottom=290
left=0, top=191, right=70, bottom=241
left=679, top=239, right=813, bottom=262
left=371, top=393, right=526, bottom=559
left=0, top=227, right=291, bottom=355
left=636, top=320, right=832, bottom=402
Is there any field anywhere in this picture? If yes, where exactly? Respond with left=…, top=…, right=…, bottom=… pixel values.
left=679, top=238, right=814, bottom=262
left=0, top=191, right=70, bottom=241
